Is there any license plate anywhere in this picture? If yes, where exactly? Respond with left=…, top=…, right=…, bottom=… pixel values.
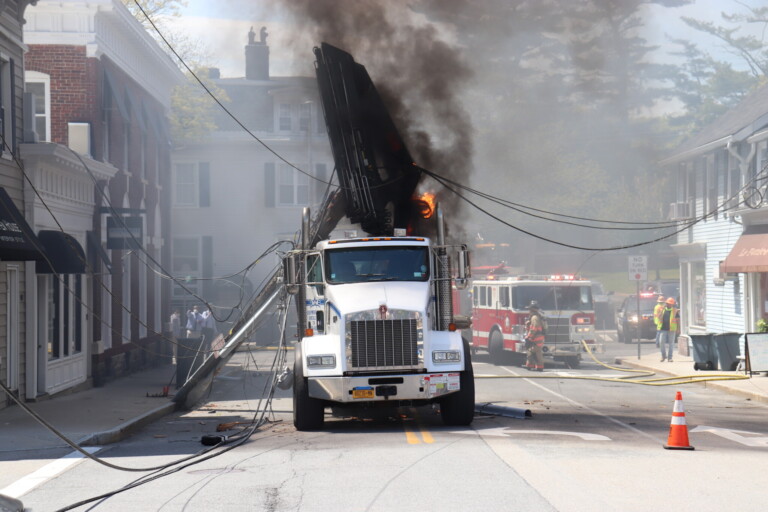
left=352, top=388, right=374, bottom=399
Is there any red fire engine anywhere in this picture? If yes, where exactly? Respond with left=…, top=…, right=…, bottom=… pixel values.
left=470, top=272, right=599, bottom=368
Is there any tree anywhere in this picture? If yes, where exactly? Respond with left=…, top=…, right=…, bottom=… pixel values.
left=415, top=0, right=685, bottom=255
left=121, top=0, right=187, bottom=30
left=682, top=6, right=768, bottom=79
left=668, top=38, right=756, bottom=134
left=121, top=0, right=226, bottom=145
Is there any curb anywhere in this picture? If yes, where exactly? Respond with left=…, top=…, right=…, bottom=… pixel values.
left=77, top=401, right=177, bottom=446
left=617, top=358, right=768, bottom=405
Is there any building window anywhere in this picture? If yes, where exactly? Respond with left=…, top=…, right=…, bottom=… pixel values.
left=122, top=252, right=131, bottom=343
left=299, top=103, right=311, bottom=131
left=26, top=71, right=50, bottom=142
left=0, top=56, right=14, bottom=155
left=277, top=163, right=309, bottom=206
left=41, top=275, right=83, bottom=361
left=174, top=162, right=210, bottom=207
left=279, top=103, right=292, bottom=131
left=172, top=237, right=200, bottom=297
left=682, top=261, right=706, bottom=329
left=102, top=83, right=111, bottom=162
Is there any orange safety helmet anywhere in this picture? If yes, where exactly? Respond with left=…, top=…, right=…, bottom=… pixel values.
left=657, top=296, right=665, bottom=302
left=665, top=297, right=676, bottom=305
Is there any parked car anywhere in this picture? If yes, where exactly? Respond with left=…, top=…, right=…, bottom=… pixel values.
left=591, top=281, right=615, bottom=329
left=616, top=292, right=659, bottom=343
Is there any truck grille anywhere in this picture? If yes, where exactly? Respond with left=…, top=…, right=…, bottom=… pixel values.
left=349, top=319, right=419, bottom=370
left=546, top=317, right=573, bottom=344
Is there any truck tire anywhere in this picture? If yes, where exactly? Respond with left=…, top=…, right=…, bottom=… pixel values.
left=293, top=348, right=325, bottom=431
left=563, top=355, right=581, bottom=369
left=488, top=329, right=504, bottom=364
left=440, top=339, right=475, bottom=426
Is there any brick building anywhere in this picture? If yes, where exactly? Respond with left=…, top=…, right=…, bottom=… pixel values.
left=20, top=0, right=183, bottom=397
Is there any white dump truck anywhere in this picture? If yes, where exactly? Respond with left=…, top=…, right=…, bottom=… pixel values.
left=284, top=208, right=474, bottom=431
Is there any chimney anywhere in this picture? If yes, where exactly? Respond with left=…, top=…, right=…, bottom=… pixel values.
left=208, top=67, right=220, bottom=79
left=245, top=26, right=269, bottom=80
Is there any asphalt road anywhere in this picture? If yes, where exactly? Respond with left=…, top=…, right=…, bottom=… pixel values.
left=13, top=336, right=768, bottom=512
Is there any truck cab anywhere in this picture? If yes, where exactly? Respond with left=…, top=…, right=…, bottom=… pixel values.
left=286, top=224, right=474, bottom=431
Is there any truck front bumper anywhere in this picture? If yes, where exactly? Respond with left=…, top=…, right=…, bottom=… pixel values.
left=308, top=373, right=461, bottom=403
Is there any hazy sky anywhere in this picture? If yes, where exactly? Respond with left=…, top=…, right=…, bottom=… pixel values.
left=166, top=0, right=765, bottom=79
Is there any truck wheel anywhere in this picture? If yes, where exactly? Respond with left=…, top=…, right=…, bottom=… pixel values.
left=565, top=356, right=581, bottom=369
left=488, top=329, right=504, bottom=364
left=440, top=339, right=475, bottom=426
left=293, top=349, right=325, bottom=431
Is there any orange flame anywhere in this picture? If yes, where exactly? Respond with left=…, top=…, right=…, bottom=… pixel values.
left=418, top=192, right=436, bottom=219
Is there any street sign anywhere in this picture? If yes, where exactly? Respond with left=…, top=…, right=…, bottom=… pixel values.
left=628, top=255, right=647, bottom=281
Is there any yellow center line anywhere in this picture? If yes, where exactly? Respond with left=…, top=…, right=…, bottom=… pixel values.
left=404, top=424, right=421, bottom=444
left=403, top=419, right=434, bottom=444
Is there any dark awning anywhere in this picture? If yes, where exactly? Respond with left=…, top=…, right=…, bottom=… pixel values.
left=36, top=230, right=86, bottom=274
left=722, top=233, right=768, bottom=273
left=0, top=187, right=45, bottom=262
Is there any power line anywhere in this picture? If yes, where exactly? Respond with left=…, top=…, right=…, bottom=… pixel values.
left=422, top=161, right=763, bottom=251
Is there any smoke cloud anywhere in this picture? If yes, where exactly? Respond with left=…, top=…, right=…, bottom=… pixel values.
left=281, top=0, right=474, bottom=205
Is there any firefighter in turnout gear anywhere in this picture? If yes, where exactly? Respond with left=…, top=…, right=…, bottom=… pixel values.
left=525, top=300, right=545, bottom=371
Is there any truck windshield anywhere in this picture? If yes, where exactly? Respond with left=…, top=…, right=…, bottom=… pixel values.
left=512, top=285, right=593, bottom=311
left=325, top=246, right=429, bottom=284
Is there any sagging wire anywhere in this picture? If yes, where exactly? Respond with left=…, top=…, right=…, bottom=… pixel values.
left=475, top=339, right=751, bottom=386
left=419, top=159, right=766, bottom=252
left=55, top=295, right=294, bottom=512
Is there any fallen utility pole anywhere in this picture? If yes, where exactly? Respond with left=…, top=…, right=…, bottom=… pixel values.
left=173, top=191, right=347, bottom=409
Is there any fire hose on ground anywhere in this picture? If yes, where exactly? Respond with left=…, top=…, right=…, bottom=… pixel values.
left=473, top=339, right=752, bottom=386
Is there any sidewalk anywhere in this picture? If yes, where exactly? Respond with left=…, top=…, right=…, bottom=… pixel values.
left=0, top=363, right=177, bottom=457
left=616, top=351, right=768, bottom=404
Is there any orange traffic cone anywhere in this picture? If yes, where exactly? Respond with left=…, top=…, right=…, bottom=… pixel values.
left=663, top=391, right=695, bottom=450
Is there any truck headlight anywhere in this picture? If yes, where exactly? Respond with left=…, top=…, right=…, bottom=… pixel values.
left=307, top=354, right=336, bottom=368
left=576, top=326, right=592, bottom=333
left=628, top=314, right=639, bottom=323
left=432, top=350, right=461, bottom=363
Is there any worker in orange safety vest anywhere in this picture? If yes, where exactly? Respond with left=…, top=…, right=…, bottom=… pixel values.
left=659, top=297, right=680, bottom=362
left=653, top=295, right=665, bottom=348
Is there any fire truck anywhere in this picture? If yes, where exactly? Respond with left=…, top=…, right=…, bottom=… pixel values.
left=471, top=272, right=599, bottom=368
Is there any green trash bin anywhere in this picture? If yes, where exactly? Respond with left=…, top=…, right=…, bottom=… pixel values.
left=690, top=334, right=715, bottom=371
left=713, top=333, right=741, bottom=371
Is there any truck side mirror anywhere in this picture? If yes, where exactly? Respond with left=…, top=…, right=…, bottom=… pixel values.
left=456, top=248, right=471, bottom=290
left=283, top=253, right=300, bottom=295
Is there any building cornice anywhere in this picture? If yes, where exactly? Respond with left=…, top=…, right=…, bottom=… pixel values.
left=21, top=142, right=118, bottom=181
left=23, top=0, right=184, bottom=107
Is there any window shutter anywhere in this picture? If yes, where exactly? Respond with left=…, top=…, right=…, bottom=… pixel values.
left=265, top=162, right=275, bottom=208
left=10, top=58, right=15, bottom=154
left=315, top=163, right=327, bottom=203
left=202, top=235, right=213, bottom=298
left=198, top=162, right=210, bottom=207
